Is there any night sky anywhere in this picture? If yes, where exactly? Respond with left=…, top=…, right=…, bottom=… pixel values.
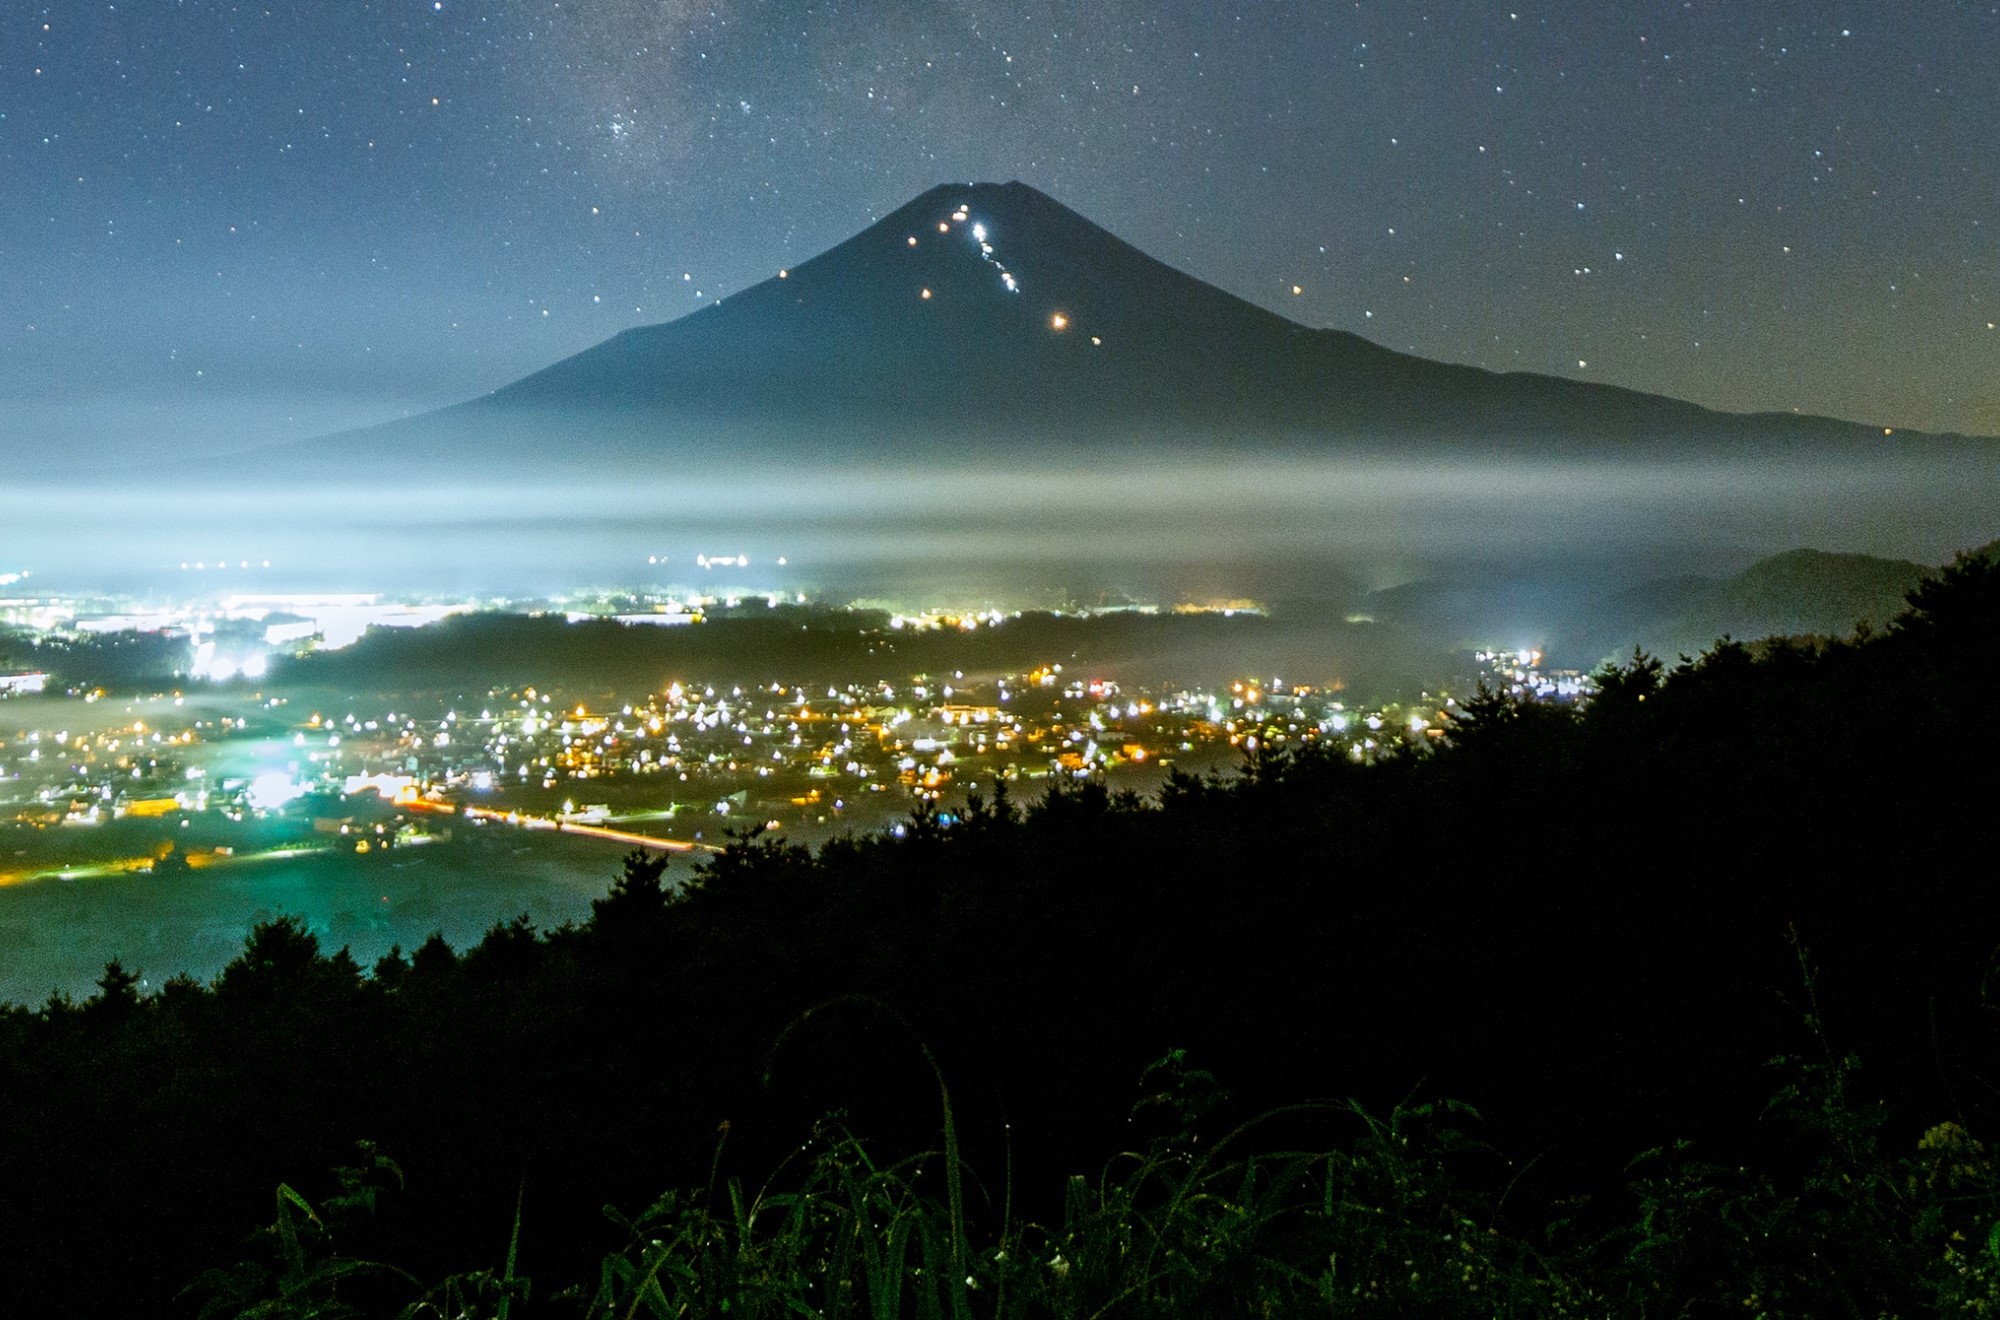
left=5, top=1, right=1997, bottom=461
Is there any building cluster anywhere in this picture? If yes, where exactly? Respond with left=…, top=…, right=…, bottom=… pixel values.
left=4, top=596, right=1595, bottom=878
left=0, top=702, right=244, bottom=828
left=2, top=647, right=1593, bottom=863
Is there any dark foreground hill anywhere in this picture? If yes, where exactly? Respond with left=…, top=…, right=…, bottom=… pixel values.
left=4, top=553, right=1999, bottom=1316
left=236, top=181, right=1957, bottom=477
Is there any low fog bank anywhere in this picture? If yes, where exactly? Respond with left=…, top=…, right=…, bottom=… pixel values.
left=10, top=444, right=1998, bottom=674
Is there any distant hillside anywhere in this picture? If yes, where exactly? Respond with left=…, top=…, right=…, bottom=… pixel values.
left=1359, top=545, right=1945, bottom=667
left=1707, top=547, right=1932, bottom=633
left=1584, top=548, right=1933, bottom=660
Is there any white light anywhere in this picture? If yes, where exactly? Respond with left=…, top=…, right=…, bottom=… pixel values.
left=246, top=772, right=301, bottom=812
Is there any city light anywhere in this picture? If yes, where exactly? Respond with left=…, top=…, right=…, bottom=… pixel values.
left=246, top=772, right=302, bottom=812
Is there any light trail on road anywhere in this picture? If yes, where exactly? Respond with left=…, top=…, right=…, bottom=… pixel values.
left=458, top=805, right=722, bottom=854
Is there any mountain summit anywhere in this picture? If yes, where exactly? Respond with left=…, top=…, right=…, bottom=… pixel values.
left=288, top=181, right=1922, bottom=465
left=492, top=180, right=1342, bottom=431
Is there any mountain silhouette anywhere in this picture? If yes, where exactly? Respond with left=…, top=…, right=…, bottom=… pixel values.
left=266, top=180, right=1949, bottom=468
left=1583, top=547, right=1936, bottom=658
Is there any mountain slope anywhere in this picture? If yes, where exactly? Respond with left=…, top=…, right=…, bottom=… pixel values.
left=1562, top=548, right=1936, bottom=662
left=1358, top=547, right=1938, bottom=666
left=267, top=181, right=1955, bottom=470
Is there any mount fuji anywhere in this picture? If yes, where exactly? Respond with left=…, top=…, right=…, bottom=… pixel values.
left=261, top=180, right=1932, bottom=472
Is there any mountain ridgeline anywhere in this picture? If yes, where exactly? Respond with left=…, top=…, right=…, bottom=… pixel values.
left=1584, top=546, right=1940, bottom=655
left=1357, top=544, right=1974, bottom=666
left=267, top=182, right=1945, bottom=471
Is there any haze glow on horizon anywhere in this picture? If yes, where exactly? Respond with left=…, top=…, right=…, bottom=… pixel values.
left=14, top=449, right=2000, bottom=602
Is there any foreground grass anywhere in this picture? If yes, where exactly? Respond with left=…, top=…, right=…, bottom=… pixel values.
left=194, top=1024, right=2000, bottom=1320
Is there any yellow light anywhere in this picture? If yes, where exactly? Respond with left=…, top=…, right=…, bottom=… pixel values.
left=907, top=236, right=918, bottom=246
left=1051, top=312, right=1068, bottom=330
left=921, top=287, right=932, bottom=299
left=1090, top=335, right=1102, bottom=346
left=938, top=221, right=949, bottom=233
left=1291, top=284, right=1302, bottom=295
left=778, top=268, right=788, bottom=278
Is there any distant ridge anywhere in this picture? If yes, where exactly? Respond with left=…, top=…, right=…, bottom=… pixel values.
left=259, top=180, right=1965, bottom=470
left=1356, top=545, right=1946, bottom=666
left=1591, top=548, right=1936, bottom=658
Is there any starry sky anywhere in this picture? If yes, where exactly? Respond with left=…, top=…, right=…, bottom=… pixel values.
left=5, top=0, right=1998, bottom=460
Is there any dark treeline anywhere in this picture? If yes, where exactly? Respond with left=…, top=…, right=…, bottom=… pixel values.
left=272, top=606, right=1279, bottom=693
left=0, top=623, right=193, bottom=689
left=3, top=555, right=1999, bottom=1315
left=7, top=607, right=1284, bottom=696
